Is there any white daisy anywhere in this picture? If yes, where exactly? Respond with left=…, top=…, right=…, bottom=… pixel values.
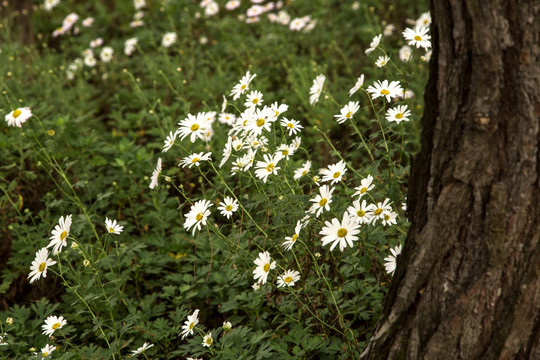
left=270, top=102, right=289, bottom=118
left=309, top=74, right=325, bottom=105
left=402, top=26, right=431, bottom=50
left=384, top=244, right=402, bottom=275
left=347, top=199, right=373, bottom=225
left=161, top=32, right=177, bottom=48
left=41, top=344, right=56, bottom=357
left=368, top=198, right=393, bottom=222
left=149, top=158, right=162, bottom=189
left=28, top=248, right=57, bottom=284
left=381, top=210, right=397, bottom=226
left=280, top=118, right=303, bottom=136
left=42, top=315, right=67, bottom=336
left=177, top=113, right=210, bottom=143
left=415, top=11, right=431, bottom=27
left=124, top=37, right=138, bottom=56
left=348, top=74, right=364, bottom=97
left=275, top=143, right=295, bottom=160
left=253, top=251, right=276, bottom=284
left=254, top=154, right=281, bottom=183
left=218, top=113, right=236, bottom=126
left=320, top=212, right=361, bottom=252
left=219, top=137, right=233, bottom=168
left=320, top=160, right=347, bottom=184
left=202, top=333, right=213, bottom=347
left=293, top=160, right=311, bottom=180
left=375, top=55, right=390, bottom=67
left=47, top=215, right=72, bottom=255
left=282, top=220, right=302, bottom=251
left=180, top=309, right=199, bottom=339
left=399, top=45, right=412, bottom=62
left=353, top=174, right=375, bottom=198
left=100, top=46, right=114, bottom=62
left=230, top=70, right=257, bottom=100
left=365, top=34, right=382, bottom=54
left=105, top=218, right=123, bottom=234
left=183, top=200, right=212, bottom=235
left=179, top=152, right=212, bottom=168
left=223, top=321, right=232, bottom=330
left=366, top=80, right=403, bottom=102
left=334, top=101, right=360, bottom=124
left=386, top=105, right=411, bottom=123
left=244, top=90, right=263, bottom=108
left=309, top=185, right=334, bottom=217
left=5, top=107, right=32, bottom=128
left=131, top=342, right=154, bottom=355
left=162, top=131, right=177, bottom=152
left=276, top=270, right=300, bottom=287
left=218, top=196, right=238, bottom=219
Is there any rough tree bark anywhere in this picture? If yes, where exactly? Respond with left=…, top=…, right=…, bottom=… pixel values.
left=362, top=1, right=540, bottom=359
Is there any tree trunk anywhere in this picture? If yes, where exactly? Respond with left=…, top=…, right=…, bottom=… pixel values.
left=362, top=1, right=540, bottom=359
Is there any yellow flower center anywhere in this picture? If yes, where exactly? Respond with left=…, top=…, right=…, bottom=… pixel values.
left=263, top=263, right=270, bottom=272
left=205, top=337, right=212, bottom=345
left=291, top=234, right=298, bottom=242
left=191, top=157, right=200, bottom=163
left=337, top=228, right=348, bottom=237
left=374, top=208, right=383, bottom=215
left=190, top=124, right=199, bottom=131
left=266, top=163, right=274, bottom=172
left=225, top=205, right=233, bottom=211
left=357, top=210, right=365, bottom=217
left=13, top=109, right=22, bottom=118
left=38, top=262, right=46, bottom=272
left=395, top=113, right=403, bottom=119
left=275, top=111, right=280, bottom=117
left=43, top=352, right=49, bottom=357
left=108, top=227, right=115, bottom=233
left=252, top=98, right=259, bottom=104
left=384, top=214, right=391, bottom=220
left=243, top=119, right=248, bottom=126
left=287, top=123, right=294, bottom=128
left=345, top=111, right=352, bottom=118
left=241, top=84, right=246, bottom=90
left=196, top=213, right=204, bottom=221
left=284, top=276, right=293, bottom=283
left=319, top=198, right=327, bottom=207
left=256, top=118, right=265, bottom=127
left=361, top=187, right=367, bottom=193
left=52, top=322, right=61, bottom=329
left=302, top=170, right=308, bottom=176
left=333, top=172, right=340, bottom=179
left=380, top=89, right=390, bottom=95
left=60, top=231, right=68, bottom=240
left=189, top=322, right=195, bottom=330
left=281, top=149, right=289, bottom=156
left=414, top=35, right=422, bottom=41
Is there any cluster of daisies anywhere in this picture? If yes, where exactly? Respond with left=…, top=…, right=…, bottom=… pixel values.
left=176, top=309, right=233, bottom=354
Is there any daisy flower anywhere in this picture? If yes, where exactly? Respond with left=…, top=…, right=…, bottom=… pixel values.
left=347, top=199, right=373, bottom=225
left=100, top=47, right=114, bottom=62
left=218, top=113, right=236, bottom=126
left=416, top=11, right=431, bottom=27
left=402, top=26, right=431, bottom=50
left=320, top=212, right=361, bottom=252
left=399, top=45, right=412, bottom=62
left=162, top=130, right=177, bottom=152
left=368, top=198, right=393, bottom=222
left=349, top=74, right=364, bottom=97
left=134, top=0, right=146, bottom=10
left=5, top=107, right=32, bottom=128
left=218, top=196, right=238, bottom=219
left=282, top=220, right=302, bottom=251
left=244, top=90, right=263, bottom=108
left=309, top=74, right=325, bottom=105
left=202, top=333, right=213, bottom=347
left=334, top=101, right=360, bottom=124
left=275, top=143, right=295, bottom=159
left=161, top=32, right=177, bottom=47
left=219, top=137, right=233, bottom=168
left=253, top=251, right=276, bottom=284
left=44, top=0, right=60, bottom=11
left=230, top=70, right=257, bottom=100
left=179, top=152, right=212, bottom=168
left=277, top=269, right=300, bottom=287
left=353, top=174, right=375, bottom=198
left=270, top=102, right=288, bottom=118
left=384, top=244, right=402, bottom=275
left=124, top=37, right=138, bottom=56
left=320, top=160, right=347, bottom=184
left=246, top=106, right=274, bottom=136
left=180, top=309, right=199, bottom=339
left=177, top=113, right=210, bottom=143
left=381, top=210, right=397, bottom=226
left=41, top=344, right=56, bottom=357
left=28, top=248, right=57, bottom=284
left=309, top=185, right=334, bottom=217
left=254, top=154, right=281, bottom=183
left=386, top=105, right=411, bottom=123
left=42, top=315, right=67, bottom=336
left=280, top=118, right=303, bottom=136
left=131, top=342, right=154, bottom=355
left=105, top=218, right=123, bottom=234
left=375, top=55, right=390, bottom=67
left=47, top=215, right=72, bottom=255
left=205, top=2, right=219, bottom=16
left=294, top=160, right=311, bottom=180
left=183, top=200, right=212, bottom=235
left=0, top=333, right=8, bottom=346
left=223, top=321, right=232, bottom=330
left=149, top=158, right=162, bottom=189
left=366, top=80, right=403, bottom=102
left=226, top=0, right=241, bottom=10
left=365, top=34, right=382, bottom=54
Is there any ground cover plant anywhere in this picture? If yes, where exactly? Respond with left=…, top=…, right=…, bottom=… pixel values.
left=0, top=0, right=429, bottom=358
